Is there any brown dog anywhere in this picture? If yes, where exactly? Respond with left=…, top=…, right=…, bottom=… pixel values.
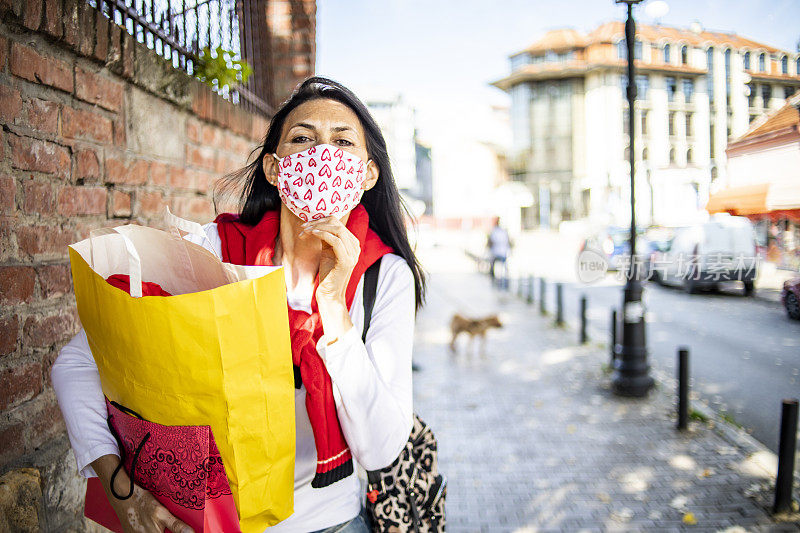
left=449, top=313, right=503, bottom=358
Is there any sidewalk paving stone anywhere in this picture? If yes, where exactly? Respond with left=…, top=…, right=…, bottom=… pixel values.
left=411, top=243, right=800, bottom=532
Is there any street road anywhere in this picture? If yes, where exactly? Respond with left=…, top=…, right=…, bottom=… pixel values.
left=525, top=275, right=800, bottom=454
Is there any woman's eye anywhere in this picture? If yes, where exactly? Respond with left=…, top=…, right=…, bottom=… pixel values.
left=335, top=139, right=354, bottom=146
left=291, top=135, right=312, bottom=143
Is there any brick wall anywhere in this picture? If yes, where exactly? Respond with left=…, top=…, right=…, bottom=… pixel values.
left=0, top=0, right=312, bottom=529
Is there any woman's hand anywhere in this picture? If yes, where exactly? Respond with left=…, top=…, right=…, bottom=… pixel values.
left=299, top=216, right=359, bottom=344
left=91, top=454, right=194, bottom=533
left=300, top=216, right=360, bottom=302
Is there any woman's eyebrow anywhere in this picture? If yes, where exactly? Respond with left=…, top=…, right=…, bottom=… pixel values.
left=331, top=125, right=353, bottom=133
left=289, top=122, right=316, bottom=130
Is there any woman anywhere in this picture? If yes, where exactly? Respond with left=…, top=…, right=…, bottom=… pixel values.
left=52, top=77, right=427, bottom=533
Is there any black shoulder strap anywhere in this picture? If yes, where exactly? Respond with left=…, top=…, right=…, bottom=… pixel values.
left=361, top=256, right=382, bottom=343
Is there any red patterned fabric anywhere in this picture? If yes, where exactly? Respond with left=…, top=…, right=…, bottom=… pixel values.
left=105, top=274, right=173, bottom=297
left=214, top=203, right=394, bottom=487
left=84, top=399, right=240, bottom=532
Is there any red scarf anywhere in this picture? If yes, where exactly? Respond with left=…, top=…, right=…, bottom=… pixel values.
left=214, top=204, right=394, bottom=488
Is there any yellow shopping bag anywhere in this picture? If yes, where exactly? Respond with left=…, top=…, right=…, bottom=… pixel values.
left=68, top=211, right=295, bottom=533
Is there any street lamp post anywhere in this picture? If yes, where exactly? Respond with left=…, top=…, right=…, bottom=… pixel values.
left=612, top=0, right=654, bottom=397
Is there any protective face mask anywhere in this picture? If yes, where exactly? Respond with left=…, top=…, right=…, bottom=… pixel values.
left=273, top=144, right=369, bottom=222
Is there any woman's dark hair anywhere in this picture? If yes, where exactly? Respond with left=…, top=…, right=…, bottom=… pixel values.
left=214, top=76, right=427, bottom=314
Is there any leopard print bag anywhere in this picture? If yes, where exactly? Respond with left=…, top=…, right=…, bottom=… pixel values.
left=361, top=258, right=447, bottom=532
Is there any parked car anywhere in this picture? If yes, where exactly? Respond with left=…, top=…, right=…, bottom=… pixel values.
left=580, top=226, right=645, bottom=272
left=653, top=214, right=758, bottom=295
left=782, top=277, right=800, bottom=320
left=641, top=228, right=674, bottom=282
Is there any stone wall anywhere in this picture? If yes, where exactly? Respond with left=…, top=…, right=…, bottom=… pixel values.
left=0, top=0, right=312, bottom=529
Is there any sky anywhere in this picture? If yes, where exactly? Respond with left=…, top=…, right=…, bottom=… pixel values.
left=316, top=0, right=800, bottom=148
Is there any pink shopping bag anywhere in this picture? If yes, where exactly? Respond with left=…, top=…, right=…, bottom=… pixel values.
left=84, top=398, right=241, bottom=532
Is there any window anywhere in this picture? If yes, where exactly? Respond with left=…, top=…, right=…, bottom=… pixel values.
left=781, top=56, right=788, bottom=74
left=681, top=45, right=688, bottom=65
left=759, top=53, right=766, bottom=72
left=744, top=51, right=751, bottom=70
left=663, top=44, right=671, bottom=63
left=710, top=124, right=715, bottom=159
left=666, top=76, right=677, bottom=101
left=725, top=49, right=731, bottom=104
left=762, top=84, right=772, bottom=106
left=786, top=86, right=796, bottom=99
left=748, top=84, right=756, bottom=107
left=619, top=40, right=642, bottom=60
left=797, top=58, right=800, bottom=76
left=545, top=50, right=557, bottom=63
left=636, top=74, right=649, bottom=99
left=623, top=108, right=630, bottom=135
left=706, top=48, right=714, bottom=103
left=682, top=79, right=694, bottom=102
left=642, top=147, right=649, bottom=160
left=669, top=147, right=676, bottom=163
left=686, top=113, right=693, bottom=137
left=687, top=148, right=693, bottom=163
left=727, top=111, right=732, bottom=138
left=668, top=112, right=675, bottom=136
left=641, top=111, right=648, bottom=135
left=511, top=53, right=531, bottom=69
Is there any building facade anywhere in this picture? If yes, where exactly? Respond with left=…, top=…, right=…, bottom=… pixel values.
left=493, top=22, right=800, bottom=229
left=709, top=93, right=800, bottom=270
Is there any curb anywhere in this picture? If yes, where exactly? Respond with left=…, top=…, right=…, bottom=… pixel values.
left=506, top=282, right=781, bottom=466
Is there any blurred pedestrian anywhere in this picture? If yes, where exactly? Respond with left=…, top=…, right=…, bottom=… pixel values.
left=486, top=217, right=512, bottom=289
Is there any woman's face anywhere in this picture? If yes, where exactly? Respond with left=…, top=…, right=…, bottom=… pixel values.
left=264, top=98, right=379, bottom=195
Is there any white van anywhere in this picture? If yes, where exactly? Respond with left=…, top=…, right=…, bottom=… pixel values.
left=652, top=214, right=758, bottom=295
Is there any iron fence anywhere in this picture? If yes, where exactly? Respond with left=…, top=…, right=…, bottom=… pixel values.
left=88, top=0, right=271, bottom=116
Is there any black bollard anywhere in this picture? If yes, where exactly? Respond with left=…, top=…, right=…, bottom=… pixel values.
left=610, top=308, right=617, bottom=365
left=555, top=283, right=564, bottom=326
left=579, top=295, right=588, bottom=344
left=539, top=279, right=547, bottom=315
left=526, top=275, right=534, bottom=305
left=677, top=347, right=689, bottom=431
left=773, top=398, right=799, bottom=514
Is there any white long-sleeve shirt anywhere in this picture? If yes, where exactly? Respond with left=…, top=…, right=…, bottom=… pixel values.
left=51, top=222, right=415, bottom=532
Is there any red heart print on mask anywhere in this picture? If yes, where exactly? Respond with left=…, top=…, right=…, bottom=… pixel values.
left=332, top=176, right=341, bottom=187
left=308, top=158, right=317, bottom=167
left=332, top=205, right=340, bottom=213
left=282, top=157, right=291, bottom=168
left=304, top=189, right=313, bottom=200
left=282, top=182, right=290, bottom=194
left=343, top=204, right=349, bottom=211
left=316, top=198, right=327, bottom=211
left=320, top=165, right=332, bottom=178
left=345, top=180, right=354, bottom=189
left=312, top=213, right=324, bottom=220
left=347, top=167, right=354, bottom=175
left=321, top=149, right=331, bottom=161
left=358, top=161, right=364, bottom=171
left=331, top=191, right=341, bottom=203
left=293, top=191, right=299, bottom=199
left=293, top=177, right=303, bottom=187
left=303, top=205, right=310, bottom=212
left=294, top=162, right=303, bottom=172
left=308, top=146, right=316, bottom=154
left=318, top=182, right=328, bottom=192
left=300, top=212, right=308, bottom=221
left=334, top=148, right=343, bottom=158
left=335, top=160, right=346, bottom=171
left=305, top=173, right=315, bottom=185
left=296, top=153, right=304, bottom=158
